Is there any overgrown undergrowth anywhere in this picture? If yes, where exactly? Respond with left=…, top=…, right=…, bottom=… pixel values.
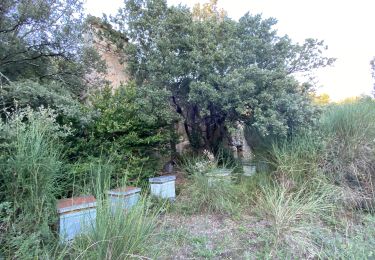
left=1, top=100, right=375, bottom=259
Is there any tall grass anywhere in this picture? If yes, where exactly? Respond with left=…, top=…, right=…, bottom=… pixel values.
left=320, top=99, right=375, bottom=211
left=64, top=167, right=161, bottom=259
left=262, top=98, right=375, bottom=257
left=272, top=98, right=375, bottom=211
left=320, top=98, right=375, bottom=145
left=176, top=151, right=242, bottom=215
left=70, top=196, right=160, bottom=260
left=272, top=131, right=323, bottom=182
left=0, top=108, right=69, bottom=258
left=255, top=180, right=336, bottom=258
left=175, top=172, right=241, bottom=215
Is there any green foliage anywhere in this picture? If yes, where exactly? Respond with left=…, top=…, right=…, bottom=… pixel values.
left=71, top=82, right=174, bottom=182
left=180, top=150, right=221, bottom=175
left=114, top=0, right=332, bottom=150
left=0, top=0, right=106, bottom=93
left=178, top=152, right=273, bottom=216
left=0, top=107, right=69, bottom=258
left=0, top=81, right=90, bottom=127
left=272, top=98, right=375, bottom=211
left=253, top=176, right=339, bottom=258
left=320, top=98, right=375, bottom=145
left=175, top=171, right=240, bottom=215
left=58, top=158, right=116, bottom=198
left=315, top=215, right=375, bottom=259
left=272, top=131, right=324, bottom=181
left=320, top=98, right=375, bottom=211
left=261, top=98, right=375, bottom=256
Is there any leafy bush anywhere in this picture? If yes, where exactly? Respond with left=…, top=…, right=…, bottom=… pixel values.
left=0, top=107, right=70, bottom=258
left=70, top=82, right=174, bottom=182
left=0, top=80, right=91, bottom=127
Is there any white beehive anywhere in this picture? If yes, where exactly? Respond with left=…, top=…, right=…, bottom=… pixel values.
left=206, top=168, right=232, bottom=186
left=149, top=175, right=176, bottom=200
left=107, top=186, right=141, bottom=211
left=57, top=195, right=96, bottom=242
left=243, top=163, right=257, bottom=176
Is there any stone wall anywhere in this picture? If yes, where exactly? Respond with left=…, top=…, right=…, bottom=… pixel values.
left=85, top=17, right=128, bottom=89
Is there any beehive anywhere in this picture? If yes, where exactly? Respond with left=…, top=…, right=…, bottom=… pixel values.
left=206, top=168, right=232, bottom=186
left=107, top=186, right=141, bottom=211
left=149, top=175, right=176, bottom=200
left=57, top=196, right=96, bottom=242
left=243, top=163, right=256, bottom=176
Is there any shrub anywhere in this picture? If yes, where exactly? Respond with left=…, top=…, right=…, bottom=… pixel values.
left=0, top=80, right=90, bottom=127
left=180, top=150, right=218, bottom=175
left=70, top=82, right=174, bottom=182
left=58, top=157, right=117, bottom=198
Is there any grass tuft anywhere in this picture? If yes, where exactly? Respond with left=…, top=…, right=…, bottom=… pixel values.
left=255, top=180, right=335, bottom=258
left=70, top=196, right=160, bottom=260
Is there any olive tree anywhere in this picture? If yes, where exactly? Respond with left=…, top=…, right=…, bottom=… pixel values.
left=114, top=0, right=334, bottom=151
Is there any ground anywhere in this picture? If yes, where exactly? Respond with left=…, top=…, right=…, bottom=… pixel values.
left=153, top=212, right=271, bottom=259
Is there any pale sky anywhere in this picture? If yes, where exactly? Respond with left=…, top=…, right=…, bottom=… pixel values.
left=85, top=0, right=375, bottom=101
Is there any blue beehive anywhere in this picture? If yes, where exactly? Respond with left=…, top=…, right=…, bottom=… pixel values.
left=149, top=175, right=176, bottom=200
left=107, top=186, right=141, bottom=211
left=57, top=196, right=96, bottom=242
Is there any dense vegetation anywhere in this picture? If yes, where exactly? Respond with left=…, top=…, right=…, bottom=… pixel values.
left=0, top=0, right=374, bottom=259
left=114, top=0, right=333, bottom=151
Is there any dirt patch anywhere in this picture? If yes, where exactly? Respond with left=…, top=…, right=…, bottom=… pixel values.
left=155, top=213, right=267, bottom=259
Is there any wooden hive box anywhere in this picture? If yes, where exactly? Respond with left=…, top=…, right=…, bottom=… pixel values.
left=149, top=175, right=176, bottom=200
left=57, top=195, right=96, bottom=242
left=206, top=168, right=232, bottom=186
left=107, top=186, right=141, bottom=211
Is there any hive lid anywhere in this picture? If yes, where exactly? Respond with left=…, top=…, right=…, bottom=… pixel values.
left=242, top=161, right=257, bottom=166
left=149, top=175, right=176, bottom=183
left=57, top=195, right=96, bottom=214
left=107, top=186, right=141, bottom=196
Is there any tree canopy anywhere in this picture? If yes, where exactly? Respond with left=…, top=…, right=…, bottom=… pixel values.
left=0, top=0, right=106, bottom=94
left=114, top=0, right=334, bottom=151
